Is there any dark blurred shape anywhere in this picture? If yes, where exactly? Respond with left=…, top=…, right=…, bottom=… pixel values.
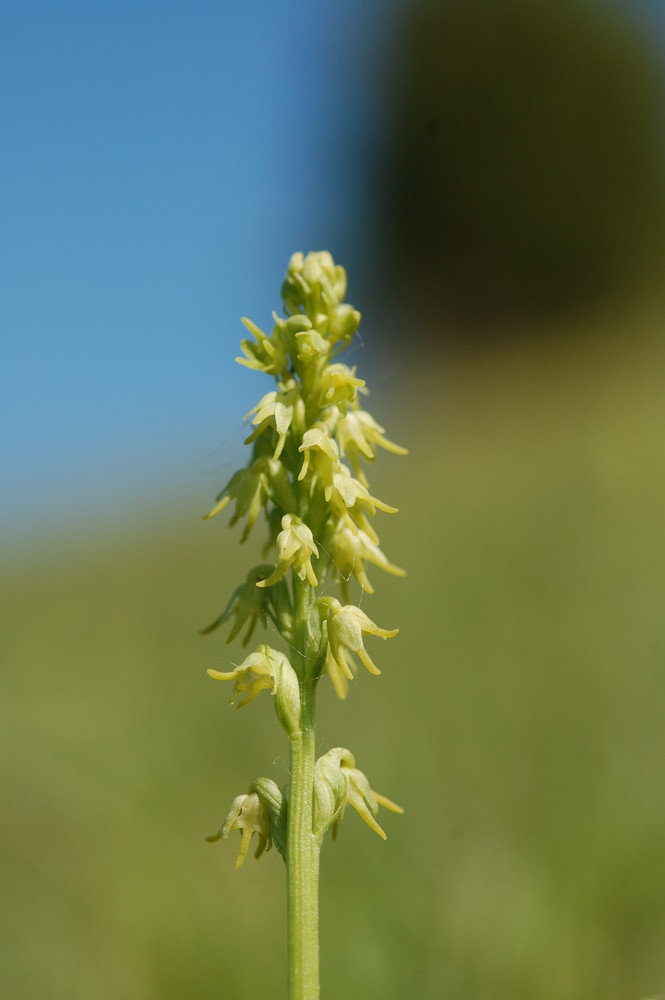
left=373, top=0, right=665, bottom=334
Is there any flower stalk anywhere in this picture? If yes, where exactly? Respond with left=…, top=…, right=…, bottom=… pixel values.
left=203, top=252, right=405, bottom=999
left=287, top=671, right=319, bottom=998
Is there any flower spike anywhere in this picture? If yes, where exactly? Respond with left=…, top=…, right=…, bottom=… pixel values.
left=203, top=253, right=406, bottom=993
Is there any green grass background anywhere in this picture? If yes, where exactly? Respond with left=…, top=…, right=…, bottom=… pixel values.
left=2, top=316, right=665, bottom=999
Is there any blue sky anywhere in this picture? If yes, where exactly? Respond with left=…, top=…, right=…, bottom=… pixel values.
left=1, top=0, right=399, bottom=542
left=2, top=0, right=662, bottom=545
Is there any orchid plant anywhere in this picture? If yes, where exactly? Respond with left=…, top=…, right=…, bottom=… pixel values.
left=203, top=251, right=406, bottom=1000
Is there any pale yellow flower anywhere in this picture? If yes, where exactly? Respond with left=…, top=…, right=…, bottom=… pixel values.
left=207, top=791, right=272, bottom=869
left=316, top=363, right=366, bottom=409
left=244, top=381, right=301, bottom=460
left=331, top=522, right=405, bottom=600
left=204, top=457, right=296, bottom=542
left=295, top=327, right=330, bottom=361
left=327, top=463, right=398, bottom=535
left=298, top=424, right=339, bottom=493
left=319, top=597, right=398, bottom=699
left=336, top=408, right=408, bottom=484
left=313, top=747, right=403, bottom=841
left=257, top=513, right=319, bottom=588
left=203, top=458, right=270, bottom=542
left=200, top=564, right=272, bottom=645
left=343, top=760, right=404, bottom=840
left=207, top=643, right=294, bottom=704
left=236, top=316, right=289, bottom=376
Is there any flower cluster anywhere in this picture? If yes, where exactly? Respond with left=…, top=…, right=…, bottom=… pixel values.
left=204, top=252, right=405, bottom=869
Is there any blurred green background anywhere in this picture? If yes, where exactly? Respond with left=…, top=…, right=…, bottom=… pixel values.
left=3, top=316, right=665, bottom=999
left=3, top=0, right=665, bottom=998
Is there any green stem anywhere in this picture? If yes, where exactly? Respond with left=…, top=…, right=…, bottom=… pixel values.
left=287, top=688, right=319, bottom=1000
left=287, top=578, right=320, bottom=1000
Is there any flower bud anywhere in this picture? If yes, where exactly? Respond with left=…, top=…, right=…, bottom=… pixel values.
left=272, top=653, right=302, bottom=738
left=328, top=303, right=361, bottom=347
left=251, top=778, right=287, bottom=860
left=281, top=251, right=346, bottom=316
